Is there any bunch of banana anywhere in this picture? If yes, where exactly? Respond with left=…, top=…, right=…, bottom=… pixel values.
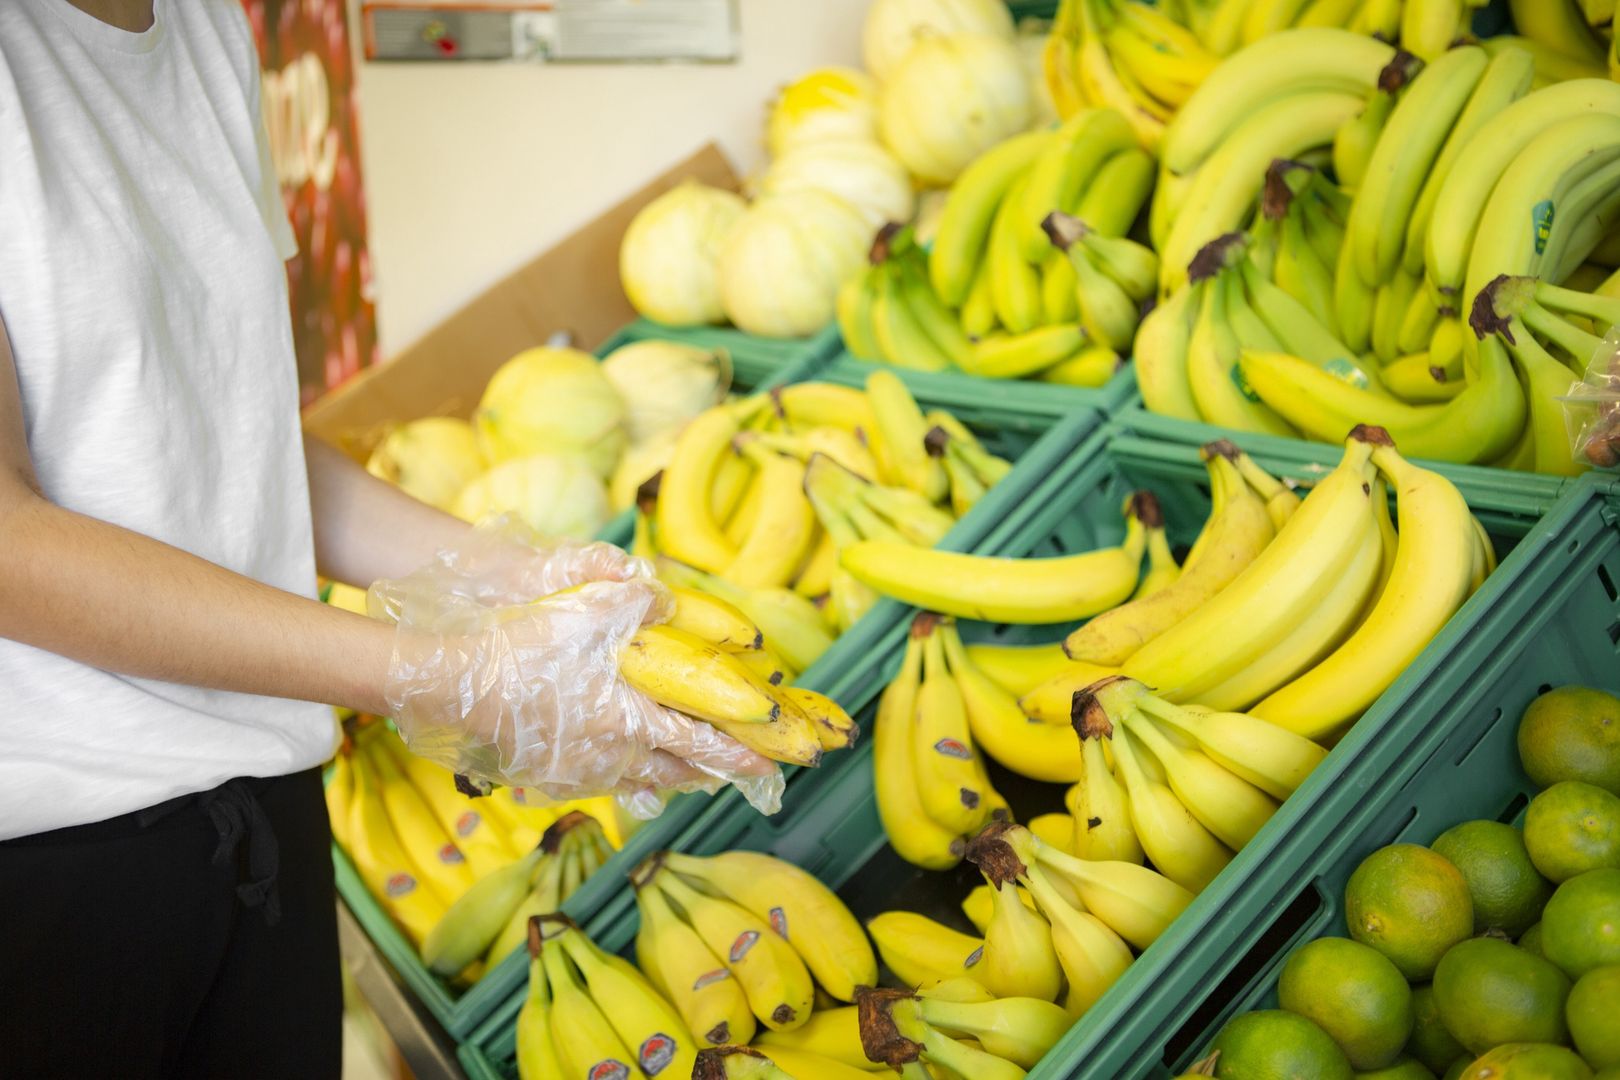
left=327, top=724, right=621, bottom=971
left=637, top=375, right=1012, bottom=670
left=1064, top=678, right=1330, bottom=891
left=629, top=848, right=875, bottom=1046
left=856, top=982, right=1073, bottom=1079
left=1469, top=275, right=1620, bottom=476
left=871, top=614, right=1011, bottom=871
left=516, top=914, right=698, bottom=1080
left=422, top=809, right=609, bottom=980
left=1044, top=0, right=1220, bottom=151
left=1152, top=29, right=1394, bottom=290
left=616, top=619, right=854, bottom=768
left=1500, top=0, right=1612, bottom=85
left=900, top=107, right=1152, bottom=385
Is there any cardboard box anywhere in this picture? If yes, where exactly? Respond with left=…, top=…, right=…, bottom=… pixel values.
left=302, top=143, right=739, bottom=461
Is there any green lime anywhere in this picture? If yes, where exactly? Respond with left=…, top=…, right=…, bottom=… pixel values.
left=1568, top=965, right=1620, bottom=1068
left=1441, top=1059, right=1470, bottom=1080
left=1518, top=686, right=1620, bottom=796
left=1431, top=821, right=1554, bottom=936
left=1454, top=1043, right=1594, bottom=1079
left=1279, top=937, right=1413, bottom=1070
left=1407, top=984, right=1468, bottom=1075
left=1541, top=869, right=1620, bottom=980
left=1356, top=1058, right=1437, bottom=1079
left=1595, top=1070, right=1620, bottom=1080
left=1346, top=844, right=1475, bottom=979
left=1518, top=923, right=1544, bottom=957
left=1211, top=1009, right=1354, bottom=1080
left=1523, top=782, right=1620, bottom=883
left=1432, top=937, right=1571, bottom=1054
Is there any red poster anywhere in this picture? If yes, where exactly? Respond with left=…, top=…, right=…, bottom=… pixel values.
left=242, top=0, right=380, bottom=406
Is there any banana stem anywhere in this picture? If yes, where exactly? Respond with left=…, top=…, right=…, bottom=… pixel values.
left=1534, top=280, right=1620, bottom=329
left=1521, top=301, right=1607, bottom=370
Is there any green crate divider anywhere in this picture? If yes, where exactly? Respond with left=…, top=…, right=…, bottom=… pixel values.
left=463, top=428, right=1578, bottom=1078
left=821, top=349, right=1141, bottom=423
left=332, top=335, right=1099, bottom=1042
left=1131, top=473, right=1620, bottom=1077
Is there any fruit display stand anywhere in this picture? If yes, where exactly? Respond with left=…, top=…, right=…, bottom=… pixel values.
left=1133, top=471, right=1620, bottom=1076
left=454, top=425, right=1577, bottom=1080
left=819, top=347, right=1142, bottom=426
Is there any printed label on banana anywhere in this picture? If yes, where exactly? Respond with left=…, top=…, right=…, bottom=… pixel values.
left=453, top=811, right=481, bottom=838
left=384, top=872, right=418, bottom=899
left=769, top=907, right=789, bottom=938
left=436, top=843, right=466, bottom=865
left=639, top=1034, right=679, bottom=1076
left=1532, top=199, right=1553, bottom=255
left=587, top=1062, right=630, bottom=1080
left=933, top=738, right=973, bottom=760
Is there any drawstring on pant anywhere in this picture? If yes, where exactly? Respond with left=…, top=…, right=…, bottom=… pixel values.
left=137, top=778, right=282, bottom=926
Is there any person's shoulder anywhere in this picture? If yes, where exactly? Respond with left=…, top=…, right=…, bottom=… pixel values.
left=173, top=0, right=264, bottom=89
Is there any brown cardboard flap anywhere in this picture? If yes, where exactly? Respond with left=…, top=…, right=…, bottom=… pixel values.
left=303, top=142, right=739, bottom=461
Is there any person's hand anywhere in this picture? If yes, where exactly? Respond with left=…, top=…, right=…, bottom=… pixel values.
left=370, top=518, right=783, bottom=814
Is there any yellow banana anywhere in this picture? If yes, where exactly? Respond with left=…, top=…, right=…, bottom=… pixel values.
left=961, top=323, right=1089, bottom=379
left=874, top=626, right=966, bottom=871
left=634, top=876, right=755, bottom=1048
left=866, top=911, right=986, bottom=989
left=1017, top=855, right=1133, bottom=1018
left=655, top=559, right=835, bottom=677
left=658, top=403, right=749, bottom=574
left=1120, top=708, right=1279, bottom=850
left=914, top=624, right=997, bottom=836
left=915, top=993, right=1072, bottom=1069
left=989, top=175, right=1046, bottom=335
left=753, top=1007, right=880, bottom=1072
left=1017, top=108, right=1137, bottom=262
left=1074, top=147, right=1157, bottom=239
left=516, top=925, right=565, bottom=1080
left=1135, top=693, right=1327, bottom=799
left=1064, top=453, right=1273, bottom=666
left=540, top=923, right=638, bottom=1079
left=660, top=849, right=876, bottom=1003
left=383, top=733, right=519, bottom=874
left=656, top=869, right=815, bottom=1033
left=841, top=499, right=1147, bottom=624
left=346, top=752, right=447, bottom=947
left=367, top=740, right=477, bottom=908
left=559, top=923, right=699, bottom=1078
left=725, top=439, right=818, bottom=589
left=974, top=871, right=1063, bottom=1002
left=866, top=370, right=947, bottom=502
left=838, top=267, right=884, bottom=364
left=1066, top=734, right=1145, bottom=865
left=1133, top=278, right=1202, bottom=421
left=963, top=641, right=1082, bottom=698
left=941, top=621, right=1082, bottom=784
left=668, top=585, right=764, bottom=652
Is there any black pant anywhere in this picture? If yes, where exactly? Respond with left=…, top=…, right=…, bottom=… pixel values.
left=0, top=768, right=342, bottom=1079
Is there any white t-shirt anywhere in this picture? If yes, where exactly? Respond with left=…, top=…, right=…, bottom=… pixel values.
left=0, top=0, right=337, bottom=840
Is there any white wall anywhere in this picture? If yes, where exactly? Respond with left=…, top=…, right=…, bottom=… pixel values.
left=353, top=0, right=870, bottom=355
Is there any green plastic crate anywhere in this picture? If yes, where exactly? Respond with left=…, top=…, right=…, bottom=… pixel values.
left=821, top=349, right=1142, bottom=424
left=459, top=426, right=1572, bottom=1079
left=334, top=343, right=1102, bottom=1042
left=1132, top=472, right=1620, bottom=1077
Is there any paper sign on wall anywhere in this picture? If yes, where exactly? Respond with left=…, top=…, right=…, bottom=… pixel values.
left=361, top=1, right=737, bottom=62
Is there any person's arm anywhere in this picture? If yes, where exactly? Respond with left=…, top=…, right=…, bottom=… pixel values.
left=0, top=320, right=394, bottom=715
left=303, top=433, right=472, bottom=588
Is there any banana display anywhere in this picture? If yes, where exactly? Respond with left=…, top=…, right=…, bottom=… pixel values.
left=839, top=109, right=1155, bottom=385
left=325, top=724, right=620, bottom=981
left=1134, top=28, right=1620, bottom=475
left=637, top=374, right=1014, bottom=663
left=854, top=428, right=1492, bottom=858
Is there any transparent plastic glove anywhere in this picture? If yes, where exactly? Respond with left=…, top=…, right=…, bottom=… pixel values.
left=370, top=517, right=784, bottom=816
left=1559, top=327, right=1620, bottom=469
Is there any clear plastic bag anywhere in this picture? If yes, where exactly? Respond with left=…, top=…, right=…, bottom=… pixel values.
left=368, top=518, right=784, bottom=818
left=1560, top=327, right=1620, bottom=469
